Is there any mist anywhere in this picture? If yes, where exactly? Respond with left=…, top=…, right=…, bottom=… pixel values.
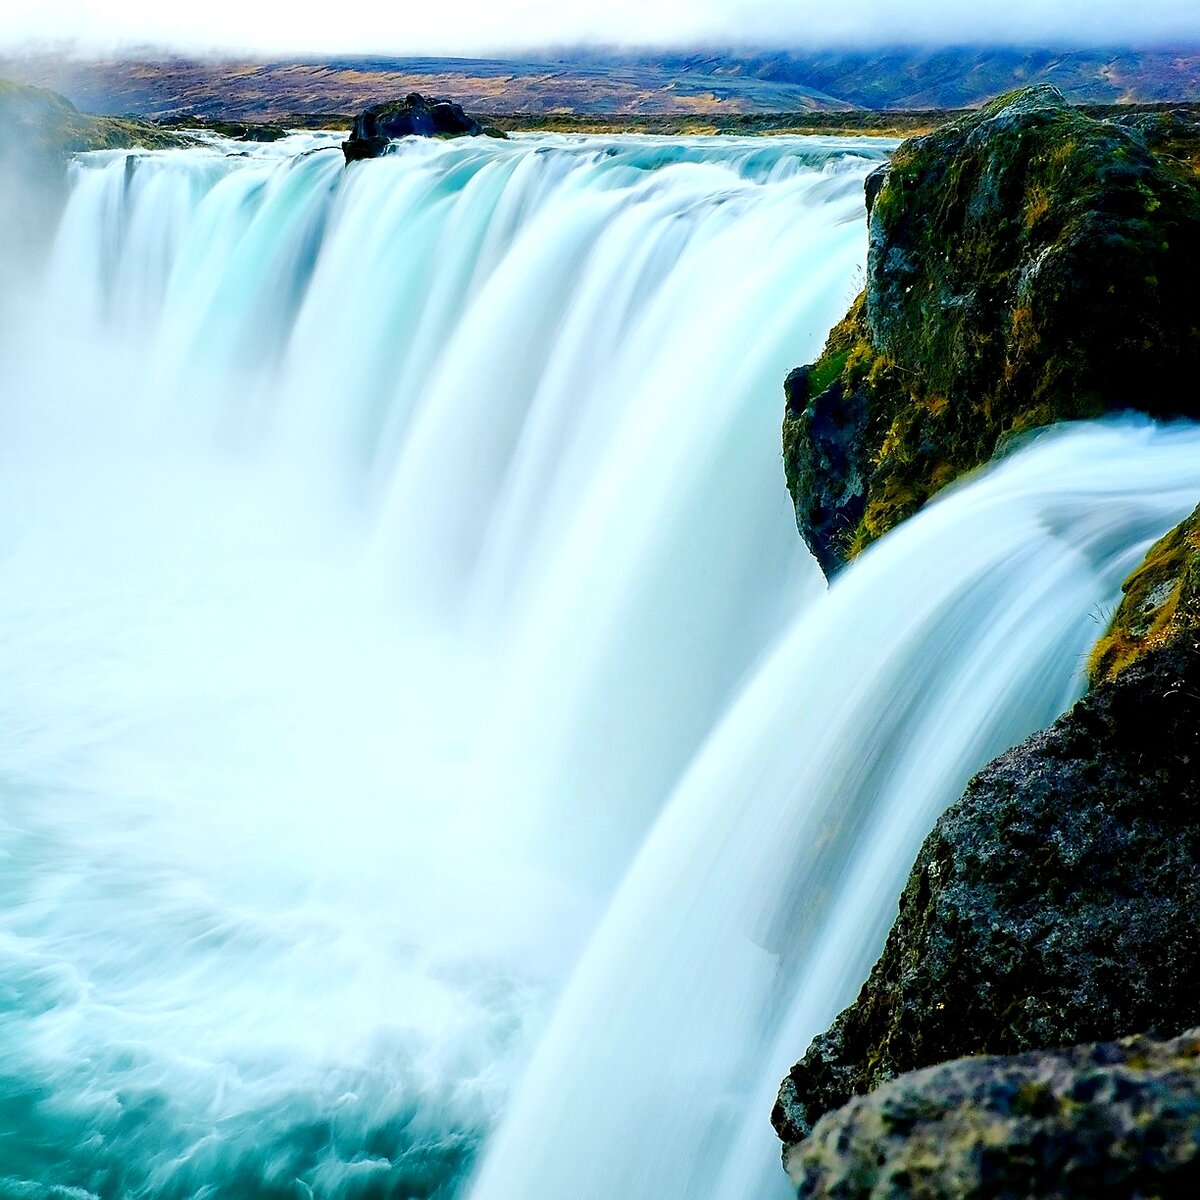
left=3, top=0, right=1200, bottom=59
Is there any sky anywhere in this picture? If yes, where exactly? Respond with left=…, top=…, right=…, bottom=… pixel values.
left=2, top=0, right=1200, bottom=57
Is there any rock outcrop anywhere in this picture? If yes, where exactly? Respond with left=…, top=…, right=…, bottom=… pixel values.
left=169, top=115, right=290, bottom=142
left=342, top=93, right=501, bottom=160
left=783, top=85, right=1200, bottom=575
left=773, top=639, right=1200, bottom=1156
left=0, top=78, right=185, bottom=278
left=787, top=1027, right=1200, bottom=1199
left=0, top=77, right=183, bottom=160
left=1090, top=501, right=1200, bottom=685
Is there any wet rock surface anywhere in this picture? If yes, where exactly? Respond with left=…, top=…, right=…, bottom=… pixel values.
left=787, top=1027, right=1200, bottom=1199
left=342, top=92, right=498, bottom=159
left=774, top=639, right=1200, bottom=1153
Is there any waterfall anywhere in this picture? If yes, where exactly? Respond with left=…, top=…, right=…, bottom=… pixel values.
left=0, top=130, right=1195, bottom=1199
left=466, top=417, right=1200, bottom=1200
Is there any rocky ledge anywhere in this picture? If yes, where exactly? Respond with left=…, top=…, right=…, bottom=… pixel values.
left=782, top=85, right=1200, bottom=576
left=0, top=77, right=184, bottom=160
left=774, top=639, right=1200, bottom=1155
left=788, top=1027, right=1200, bottom=1199
left=773, top=82, right=1200, bottom=1200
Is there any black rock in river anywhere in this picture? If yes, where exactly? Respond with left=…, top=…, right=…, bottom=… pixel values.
left=342, top=93, right=500, bottom=160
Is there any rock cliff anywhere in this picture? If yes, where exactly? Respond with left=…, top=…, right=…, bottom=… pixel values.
left=0, top=78, right=184, bottom=280
left=0, top=77, right=182, bottom=160
left=773, top=640, right=1200, bottom=1156
left=783, top=86, right=1200, bottom=576
left=774, top=84, right=1200, bottom=1199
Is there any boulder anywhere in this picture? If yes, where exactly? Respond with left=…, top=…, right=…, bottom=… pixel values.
left=342, top=93, right=497, bottom=160
left=782, top=85, right=1200, bottom=574
left=788, top=1027, right=1200, bottom=1199
left=774, top=639, right=1200, bottom=1153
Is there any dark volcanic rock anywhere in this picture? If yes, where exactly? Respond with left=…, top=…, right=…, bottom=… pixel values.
left=773, top=639, right=1200, bottom=1155
left=342, top=92, right=492, bottom=160
left=782, top=85, right=1200, bottom=574
left=787, top=1027, right=1200, bottom=1199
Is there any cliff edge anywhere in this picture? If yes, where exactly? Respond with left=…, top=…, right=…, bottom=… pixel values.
left=775, top=86, right=1200, bottom=1197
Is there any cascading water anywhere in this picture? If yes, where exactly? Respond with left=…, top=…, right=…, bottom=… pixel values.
left=0, top=131, right=878, bottom=1196
left=0, top=129, right=1195, bottom=1200
left=467, top=418, right=1200, bottom=1200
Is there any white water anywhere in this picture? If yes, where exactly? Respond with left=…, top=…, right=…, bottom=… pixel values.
left=467, top=418, right=1200, bottom=1200
left=0, top=131, right=1196, bottom=1200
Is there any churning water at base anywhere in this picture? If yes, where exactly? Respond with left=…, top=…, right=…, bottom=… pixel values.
left=0, top=131, right=1197, bottom=1200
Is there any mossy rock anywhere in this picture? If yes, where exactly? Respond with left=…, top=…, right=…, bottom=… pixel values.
left=168, top=115, right=290, bottom=142
left=0, top=78, right=186, bottom=160
left=1109, top=107, right=1200, bottom=185
left=1, top=79, right=189, bottom=274
left=788, top=1027, right=1200, bottom=1199
left=774, top=639, right=1200, bottom=1153
left=1090, top=501, right=1200, bottom=684
left=783, top=85, right=1200, bottom=574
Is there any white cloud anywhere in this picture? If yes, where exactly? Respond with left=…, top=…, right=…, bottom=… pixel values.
left=2, top=0, right=1198, bottom=56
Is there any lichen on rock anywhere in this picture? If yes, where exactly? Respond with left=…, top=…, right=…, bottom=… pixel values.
left=1090, top=500, right=1200, bottom=685
left=787, top=1027, right=1200, bottom=1199
left=773, top=639, right=1200, bottom=1158
left=783, top=85, right=1200, bottom=575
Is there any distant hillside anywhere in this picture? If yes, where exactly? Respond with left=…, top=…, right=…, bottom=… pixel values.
left=572, top=45, right=1200, bottom=109
left=0, top=55, right=853, bottom=120
left=2, top=46, right=1196, bottom=122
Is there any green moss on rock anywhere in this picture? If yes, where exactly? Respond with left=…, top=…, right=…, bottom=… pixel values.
left=784, top=85, right=1200, bottom=574
left=1090, top=502, right=1200, bottom=685
left=0, top=78, right=186, bottom=158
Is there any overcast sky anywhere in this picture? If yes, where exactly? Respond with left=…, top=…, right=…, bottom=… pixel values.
left=3, top=0, right=1199, bottom=57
